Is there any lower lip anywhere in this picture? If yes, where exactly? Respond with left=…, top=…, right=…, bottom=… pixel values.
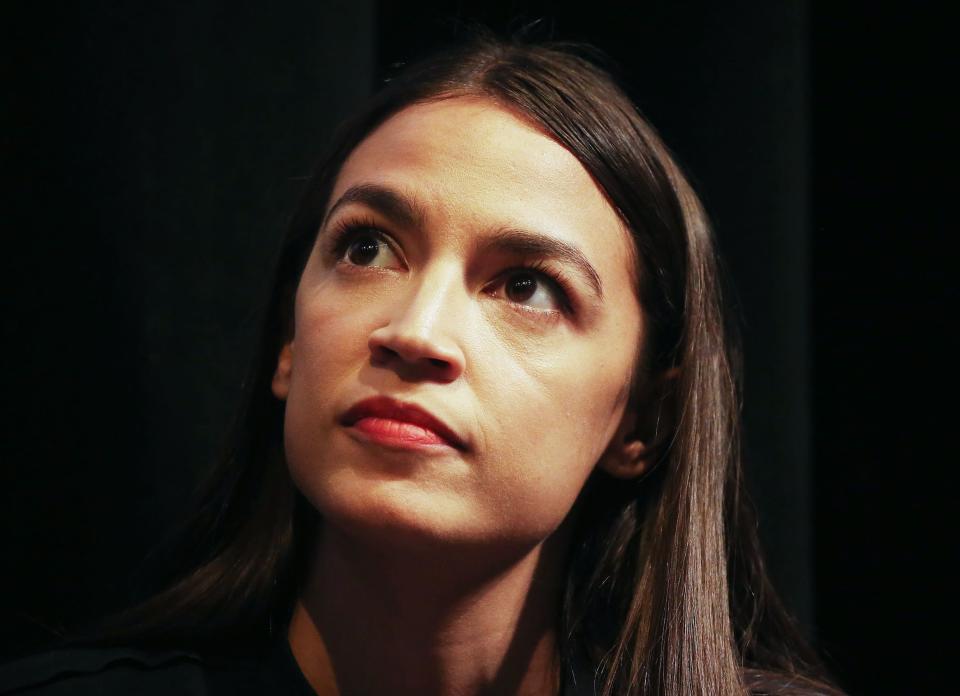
left=348, top=417, right=455, bottom=451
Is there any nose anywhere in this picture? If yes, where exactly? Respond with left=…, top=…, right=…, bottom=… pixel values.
left=367, top=266, right=467, bottom=383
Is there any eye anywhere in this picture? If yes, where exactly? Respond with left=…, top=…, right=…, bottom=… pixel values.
left=330, top=224, right=403, bottom=269
left=493, top=264, right=573, bottom=316
left=504, top=271, right=555, bottom=309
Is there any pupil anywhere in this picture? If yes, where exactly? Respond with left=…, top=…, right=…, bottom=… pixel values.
left=348, top=237, right=380, bottom=265
left=508, top=273, right=536, bottom=302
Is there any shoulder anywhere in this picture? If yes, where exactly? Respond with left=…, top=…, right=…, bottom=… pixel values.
left=0, top=646, right=261, bottom=696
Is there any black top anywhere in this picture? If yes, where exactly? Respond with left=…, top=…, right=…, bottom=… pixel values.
left=0, top=638, right=597, bottom=695
left=0, top=639, right=315, bottom=696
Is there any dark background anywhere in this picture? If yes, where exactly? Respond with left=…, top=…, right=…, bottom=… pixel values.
left=2, top=2, right=953, bottom=694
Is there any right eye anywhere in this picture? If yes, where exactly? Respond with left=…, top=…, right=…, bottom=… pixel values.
left=331, top=225, right=403, bottom=269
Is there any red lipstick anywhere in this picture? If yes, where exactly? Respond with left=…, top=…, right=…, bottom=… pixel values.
left=339, top=396, right=467, bottom=451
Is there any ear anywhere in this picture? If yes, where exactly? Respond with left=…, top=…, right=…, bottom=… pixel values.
left=596, top=366, right=680, bottom=480
left=596, top=406, right=653, bottom=480
left=271, top=341, right=294, bottom=401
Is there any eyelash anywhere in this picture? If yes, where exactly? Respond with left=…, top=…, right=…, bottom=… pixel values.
left=322, top=220, right=577, bottom=321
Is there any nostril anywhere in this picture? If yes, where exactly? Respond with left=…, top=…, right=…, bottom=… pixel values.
left=368, top=331, right=464, bottom=382
left=372, top=345, right=399, bottom=363
left=372, top=345, right=446, bottom=369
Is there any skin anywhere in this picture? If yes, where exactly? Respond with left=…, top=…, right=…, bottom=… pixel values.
left=272, top=96, right=650, bottom=696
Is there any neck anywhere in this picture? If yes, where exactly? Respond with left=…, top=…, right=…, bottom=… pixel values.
left=288, top=524, right=568, bottom=696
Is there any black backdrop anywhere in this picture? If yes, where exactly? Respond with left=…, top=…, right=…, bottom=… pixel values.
left=2, top=2, right=953, bottom=695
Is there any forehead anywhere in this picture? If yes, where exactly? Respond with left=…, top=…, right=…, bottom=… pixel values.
left=330, top=96, right=637, bottom=286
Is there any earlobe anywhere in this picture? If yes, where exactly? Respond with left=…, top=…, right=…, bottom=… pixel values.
left=271, top=341, right=294, bottom=401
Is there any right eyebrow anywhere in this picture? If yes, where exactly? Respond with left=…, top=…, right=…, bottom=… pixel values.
left=322, top=183, right=426, bottom=230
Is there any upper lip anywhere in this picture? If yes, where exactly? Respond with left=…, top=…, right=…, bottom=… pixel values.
left=339, top=395, right=468, bottom=450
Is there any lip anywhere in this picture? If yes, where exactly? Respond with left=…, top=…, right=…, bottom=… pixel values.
left=339, top=396, right=468, bottom=451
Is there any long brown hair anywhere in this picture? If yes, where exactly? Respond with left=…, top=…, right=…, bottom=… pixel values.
left=103, top=35, right=840, bottom=696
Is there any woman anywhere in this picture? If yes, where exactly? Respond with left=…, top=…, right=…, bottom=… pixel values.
left=1, top=36, right=841, bottom=696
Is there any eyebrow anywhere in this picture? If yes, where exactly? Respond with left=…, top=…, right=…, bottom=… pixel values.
left=323, top=183, right=426, bottom=230
left=324, top=183, right=604, bottom=301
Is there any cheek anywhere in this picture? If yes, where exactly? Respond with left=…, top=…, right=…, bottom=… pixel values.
left=287, top=269, right=385, bottom=397
left=282, top=286, right=364, bottom=494
left=289, top=291, right=352, bottom=404
left=500, top=319, right=637, bottom=462
left=471, top=337, right=635, bottom=535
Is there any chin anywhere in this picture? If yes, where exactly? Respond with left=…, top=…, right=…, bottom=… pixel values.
left=298, top=473, right=553, bottom=566
left=298, top=469, right=475, bottom=544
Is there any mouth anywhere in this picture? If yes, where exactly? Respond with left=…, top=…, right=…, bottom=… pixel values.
left=339, top=396, right=468, bottom=452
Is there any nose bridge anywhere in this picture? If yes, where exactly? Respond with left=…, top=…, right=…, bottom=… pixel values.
left=396, top=259, right=464, bottom=335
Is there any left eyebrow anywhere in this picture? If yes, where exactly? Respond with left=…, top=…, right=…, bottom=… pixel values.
left=476, top=228, right=604, bottom=301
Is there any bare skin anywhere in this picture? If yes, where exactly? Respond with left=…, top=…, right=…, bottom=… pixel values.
left=273, top=97, right=650, bottom=695
left=288, top=518, right=570, bottom=696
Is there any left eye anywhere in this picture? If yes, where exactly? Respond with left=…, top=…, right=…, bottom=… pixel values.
left=499, top=270, right=563, bottom=311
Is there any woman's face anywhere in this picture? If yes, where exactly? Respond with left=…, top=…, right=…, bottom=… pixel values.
left=273, top=96, right=645, bottom=553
